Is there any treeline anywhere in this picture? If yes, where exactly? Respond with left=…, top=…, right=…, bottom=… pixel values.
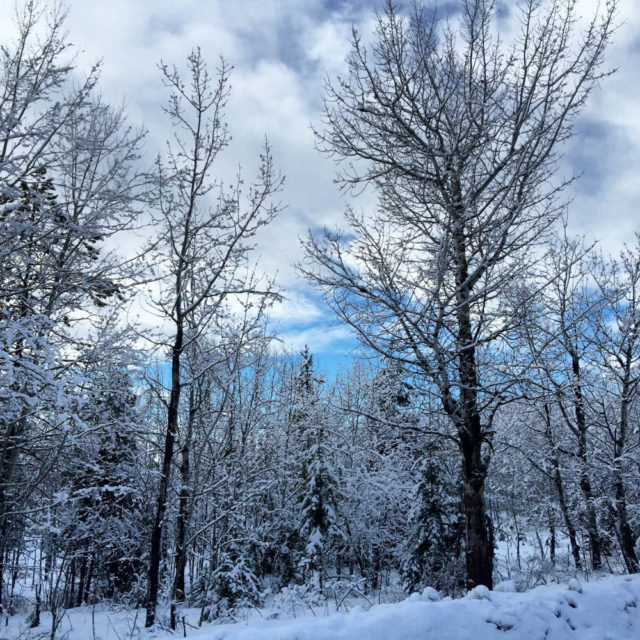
left=1, top=0, right=637, bottom=635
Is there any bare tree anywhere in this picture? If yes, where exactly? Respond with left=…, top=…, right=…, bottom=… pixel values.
left=523, top=236, right=605, bottom=571
left=143, top=48, right=283, bottom=627
left=301, top=0, right=616, bottom=589
left=591, top=239, right=640, bottom=574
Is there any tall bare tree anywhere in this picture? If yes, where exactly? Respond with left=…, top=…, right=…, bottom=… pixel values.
left=591, top=239, right=640, bottom=574
left=301, top=0, right=616, bottom=589
left=143, top=48, right=282, bottom=627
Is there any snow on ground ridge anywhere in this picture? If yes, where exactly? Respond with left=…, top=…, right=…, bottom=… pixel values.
left=203, top=574, right=640, bottom=640
left=6, top=573, right=640, bottom=640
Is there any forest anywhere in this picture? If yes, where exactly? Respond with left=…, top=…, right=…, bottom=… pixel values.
left=1, top=0, right=638, bottom=637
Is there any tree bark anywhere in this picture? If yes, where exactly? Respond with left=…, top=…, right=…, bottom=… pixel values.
left=461, top=439, right=493, bottom=589
left=171, top=386, right=195, bottom=630
left=145, top=320, right=183, bottom=628
left=553, top=463, right=582, bottom=570
left=612, top=369, right=639, bottom=573
left=543, top=404, right=582, bottom=569
left=613, top=475, right=638, bottom=573
left=453, top=206, right=493, bottom=590
left=568, top=349, right=602, bottom=570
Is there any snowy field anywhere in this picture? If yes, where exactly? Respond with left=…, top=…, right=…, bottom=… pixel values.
left=4, top=574, right=640, bottom=640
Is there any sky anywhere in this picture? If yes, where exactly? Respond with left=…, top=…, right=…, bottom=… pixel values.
left=1, top=0, right=639, bottom=373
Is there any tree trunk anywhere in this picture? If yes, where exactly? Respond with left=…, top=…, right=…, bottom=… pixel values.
left=613, top=475, right=638, bottom=573
left=75, top=556, right=87, bottom=607
left=567, top=350, right=603, bottom=571
left=145, top=321, right=183, bottom=628
left=0, top=414, right=27, bottom=554
left=66, top=558, right=76, bottom=610
left=543, top=404, right=582, bottom=570
left=612, top=368, right=639, bottom=573
left=173, top=387, right=195, bottom=603
left=171, top=386, right=195, bottom=630
left=453, top=210, right=493, bottom=590
left=461, top=440, right=493, bottom=590
left=85, top=559, right=93, bottom=605
left=578, top=462, right=602, bottom=570
left=553, top=464, right=582, bottom=570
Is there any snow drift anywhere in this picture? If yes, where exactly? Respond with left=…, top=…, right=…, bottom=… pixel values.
left=8, top=574, right=639, bottom=640
left=203, top=574, right=640, bottom=640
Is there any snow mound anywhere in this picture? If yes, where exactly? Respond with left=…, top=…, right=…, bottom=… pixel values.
left=567, top=578, right=583, bottom=593
left=200, top=574, right=640, bottom=640
left=421, top=586, right=440, bottom=601
left=467, top=584, right=491, bottom=600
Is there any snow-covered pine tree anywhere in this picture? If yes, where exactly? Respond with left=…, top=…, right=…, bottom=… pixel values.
left=67, top=364, right=146, bottom=603
left=194, top=547, right=262, bottom=623
left=294, top=348, right=343, bottom=589
left=403, top=450, right=465, bottom=594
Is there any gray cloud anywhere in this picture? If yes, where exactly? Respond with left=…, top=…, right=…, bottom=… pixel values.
left=1, top=0, right=638, bottom=358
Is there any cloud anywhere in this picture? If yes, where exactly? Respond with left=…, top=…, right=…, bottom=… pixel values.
left=276, top=323, right=356, bottom=354
left=2, top=0, right=639, bottom=356
left=561, top=0, right=640, bottom=253
left=269, top=291, right=325, bottom=326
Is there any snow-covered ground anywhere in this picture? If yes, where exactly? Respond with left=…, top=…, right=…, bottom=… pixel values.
left=5, top=574, right=640, bottom=640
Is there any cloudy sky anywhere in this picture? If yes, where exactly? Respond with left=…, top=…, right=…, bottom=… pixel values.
left=2, top=0, right=639, bottom=370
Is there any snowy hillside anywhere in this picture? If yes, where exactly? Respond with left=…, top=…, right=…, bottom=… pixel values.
left=6, top=575, right=640, bottom=640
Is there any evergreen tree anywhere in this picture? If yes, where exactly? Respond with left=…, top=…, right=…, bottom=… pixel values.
left=295, top=348, right=343, bottom=588
left=404, top=452, right=465, bottom=594
left=195, top=547, right=262, bottom=623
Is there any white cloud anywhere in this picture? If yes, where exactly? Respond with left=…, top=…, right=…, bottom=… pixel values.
left=2, top=0, right=639, bottom=355
left=269, top=290, right=324, bottom=325
left=276, top=323, right=355, bottom=354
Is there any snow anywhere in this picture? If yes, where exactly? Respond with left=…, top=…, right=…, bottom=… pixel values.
left=421, top=586, right=440, bottom=601
left=5, top=574, right=640, bottom=640
left=494, top=580, right=517, bottom=593
left=467, top=584, right=491, bottom=600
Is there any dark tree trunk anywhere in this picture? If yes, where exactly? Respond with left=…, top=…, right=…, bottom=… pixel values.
left=613, top=377, right=639, bottom=573
left=0, top=549, right=3, bottom=618
left=31, top=584, right=41, bottom=628
left=461, top=439, right=493, bottom=590
left=173, top=387, right=195, bottom=605
left=85, top=558, right=93, bottom=604
left=565, top=347, right=602, bottom=570
left=543, top=404, right=582, bottom=570
left=613, top=476, right=638, bottom=573
left=578, top=456, right=602, bottom=570
left=66, top=558, right=76, bottom=609
left=554, top=464, right=582, bottom=570
left=75, top=556, right=87, bottom=607
left=145, top=320, right=183, bottom=628
left=452, top=211, right=493, bottom=590
left=0, top=415, right=27, bottom=558
left=171, top=386, right=195, bottom=631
